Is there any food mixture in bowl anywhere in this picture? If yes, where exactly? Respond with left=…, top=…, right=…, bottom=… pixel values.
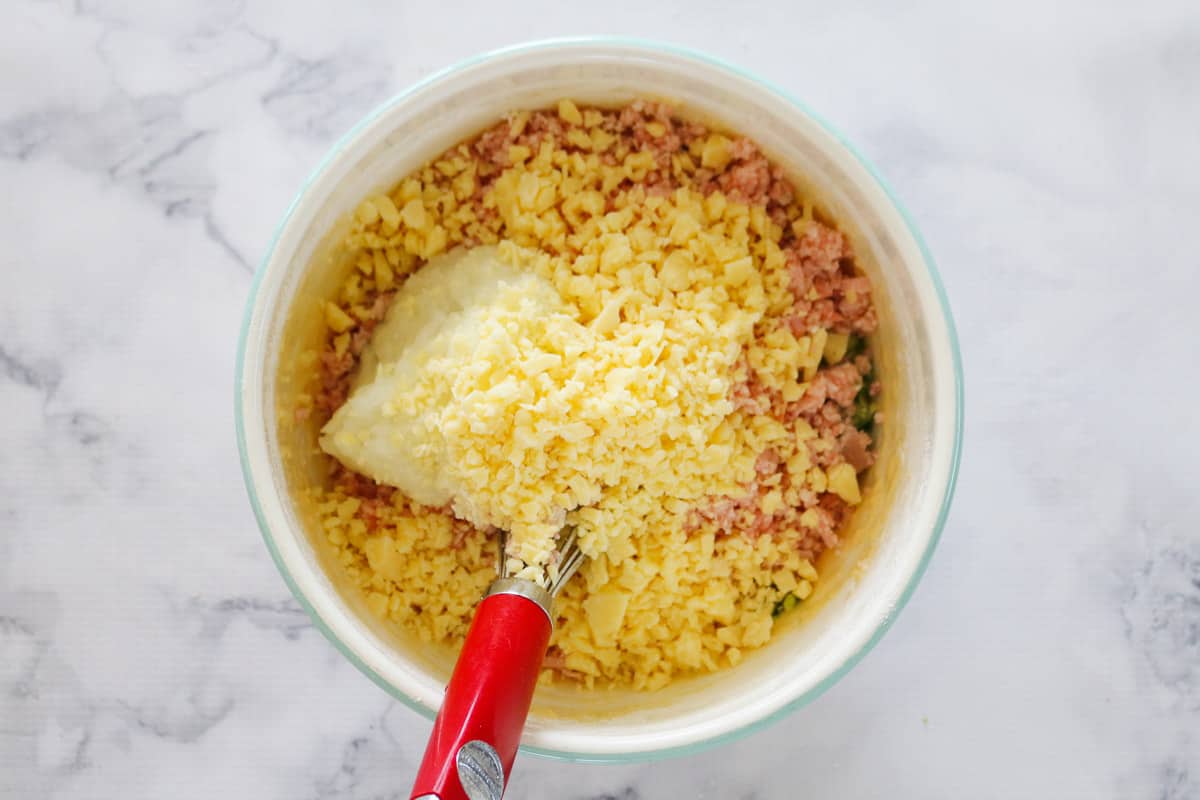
left=301, top=100, right=881, bottom=691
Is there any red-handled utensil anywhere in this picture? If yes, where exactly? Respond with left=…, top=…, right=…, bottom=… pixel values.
left=411, top=531, right=584, bottom=800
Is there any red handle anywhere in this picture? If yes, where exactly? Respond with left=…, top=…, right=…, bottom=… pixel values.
left=410, top=585, right=552, bottom=800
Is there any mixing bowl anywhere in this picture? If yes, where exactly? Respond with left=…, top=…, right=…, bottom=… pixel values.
left=236, top=38, right=963, bottom=762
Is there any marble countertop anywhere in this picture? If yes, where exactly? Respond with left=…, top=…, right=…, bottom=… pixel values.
left=2, top=1, right=1198, bottom=797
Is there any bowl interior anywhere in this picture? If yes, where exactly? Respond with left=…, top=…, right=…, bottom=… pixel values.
left=238, top=41, right=960, bottom=759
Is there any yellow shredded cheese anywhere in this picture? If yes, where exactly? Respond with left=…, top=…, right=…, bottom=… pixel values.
left=304, top=104, right=872, bottom=689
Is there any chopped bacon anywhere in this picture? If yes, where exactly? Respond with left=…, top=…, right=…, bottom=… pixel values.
left=755, top=449, right=781, bottom=475
left=450, top=518, right=475, bottom=550
left=790, top=363, right=862, bottom=416
left=841, top=429, right=875, bottom=472
left=784, top=222, right=878, bottom=335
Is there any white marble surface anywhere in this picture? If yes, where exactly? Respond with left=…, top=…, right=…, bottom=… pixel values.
left=2, top=1, right=1198, bottom=797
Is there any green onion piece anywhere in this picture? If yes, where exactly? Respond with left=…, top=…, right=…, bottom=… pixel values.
left=772, top=592, right=801, bottom=618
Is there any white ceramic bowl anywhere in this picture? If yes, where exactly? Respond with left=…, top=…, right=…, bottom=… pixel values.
left=236, top=38, right=962, bottom=762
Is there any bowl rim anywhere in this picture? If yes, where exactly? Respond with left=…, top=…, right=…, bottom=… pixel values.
left=235, top=35, right=964, bottom=764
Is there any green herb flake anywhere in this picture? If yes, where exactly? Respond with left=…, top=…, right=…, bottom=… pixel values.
left=772, top=592, right=801, bottom=618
